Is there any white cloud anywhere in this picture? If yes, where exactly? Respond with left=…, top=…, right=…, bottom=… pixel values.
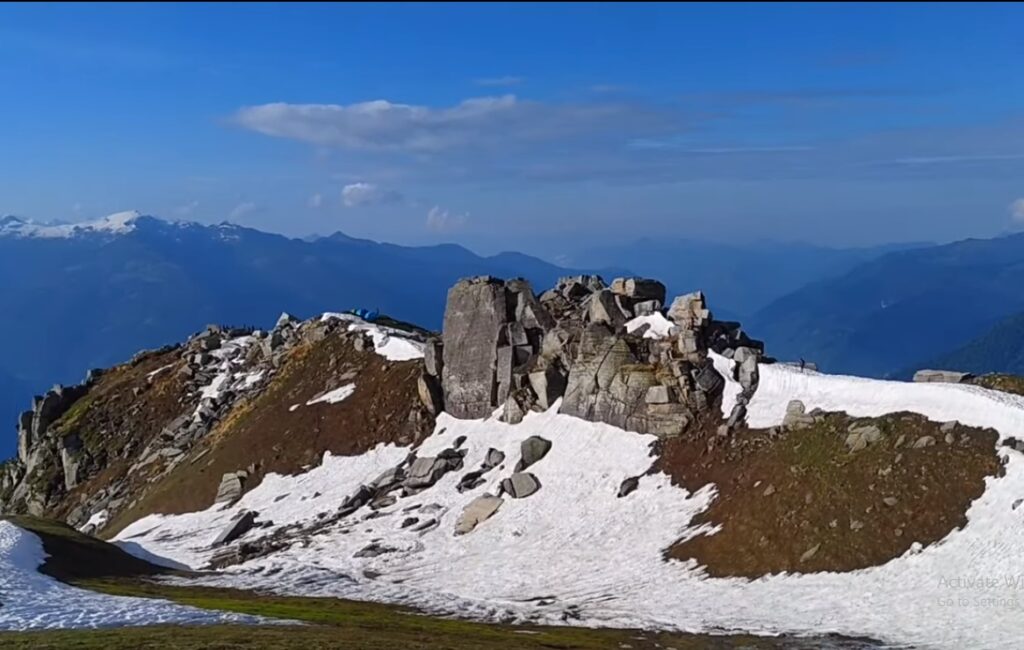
left=474, top=76, right=523, bottom=87
left=307, top=193, right=324, bottom=209
left=1011, top=198, right=1024, bottom=223
left=341, top=182, right=403, bottom=208
left=228, top=201, right=257, bottom=220
left=233, top=95, right=677, bottom=154
left=174, top=200, right=199, bottom=216
left=426, top=205, right=468, bottom=232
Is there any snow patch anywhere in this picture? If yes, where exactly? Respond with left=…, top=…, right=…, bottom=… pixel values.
left=321, top=313, right=425, bottom=361
left=0, top=522, right=262, bottom=630
left=625, top=313, right=676, bottom=339
left=306, top=383, right=356, bottom=406
left=78, top=510, right=108, bottom=532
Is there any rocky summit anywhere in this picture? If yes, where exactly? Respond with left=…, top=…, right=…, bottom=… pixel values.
left=0, top=273, right=1018, bottom=650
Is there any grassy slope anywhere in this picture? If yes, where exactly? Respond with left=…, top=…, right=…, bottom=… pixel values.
left=0, top=516, right=862, bottom=649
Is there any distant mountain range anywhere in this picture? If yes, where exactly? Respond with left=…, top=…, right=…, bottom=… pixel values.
left=917, top=310, right=1024, bottom=376
left=0, top=211, right=621, bottom=456
left=748, top=233, right=1024, bottom=377
left=572, top=238, right=926, bottom=320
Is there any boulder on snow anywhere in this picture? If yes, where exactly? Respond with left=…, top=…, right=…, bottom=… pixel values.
left=482, top=448, right=505, bottom=470
left=454, top=494, right=504, bottom=535
left=500, top=472, right=541, bottom=499
left=403, top=452, right=464, bottom=491
left=617, top=476, right=639, bottom=498
left=515, top=436, right=552, bottom=472
left=456, top=470, right=487, bottom=493
left=212, top=510, right=257, bottom=547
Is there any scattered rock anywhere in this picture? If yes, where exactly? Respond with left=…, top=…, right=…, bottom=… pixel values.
left=500, top=472, right=541, bottom=499
left=617, top=476, right=639, bottom=498
left=482, top=448, right=506, bottom=470
left=913, top=436, right=936, bottom=449
left=456, top=470, right=487, bottom=493
left=454, top=495, right=504, bottom=535
left=212, top=510, right=257, bottom=547
left=516, top=436, right=552, bottom=472
left=354, top=542, right=396, bottom=558
left=799, top=543, right=820, bottom=563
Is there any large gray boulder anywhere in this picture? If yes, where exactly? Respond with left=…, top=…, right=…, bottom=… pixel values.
left=454, top=495, right=504, bottom=535
left=500, top=472, right=541, bottom=499
left=212, top=510, right=257, bottom=547
left=403, top=452, right=464, bottom=491
left=515, top=436, right=552, bottom=472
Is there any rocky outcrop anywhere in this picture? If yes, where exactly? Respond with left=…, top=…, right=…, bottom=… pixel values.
left=437, top=274, right=764, bottom=438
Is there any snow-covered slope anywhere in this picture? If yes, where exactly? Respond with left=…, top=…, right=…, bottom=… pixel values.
left=113, top=353, right=1024, bottom=649
left=0, top=521, right=262, bottom=630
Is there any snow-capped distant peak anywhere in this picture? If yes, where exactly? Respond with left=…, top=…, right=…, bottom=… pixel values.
left=0, top=210, right=149, bottom=239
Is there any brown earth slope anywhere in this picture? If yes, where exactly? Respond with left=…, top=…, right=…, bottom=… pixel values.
left=662, top=410, right=1002, bottom=577
left=105, top=331, right=430, bottom=536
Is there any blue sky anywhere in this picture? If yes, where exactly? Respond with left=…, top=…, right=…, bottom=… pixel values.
left=1, top=2, right=1023, bottom=258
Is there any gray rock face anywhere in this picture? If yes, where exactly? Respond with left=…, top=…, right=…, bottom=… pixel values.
left=913, top=369, right=973, bottom=384
left=454, top=494, right=503, bottom=535
left=440, top=277, right=512, bottom=419
left=588, top=289, right=632, bottom=330
left=515, top=436, right=552, bottom=472
left=500, top=472, right=541, bottom=499
left=215, top=471, right=248, bottom=505
left=417, top=373, right=444, bottom=415
left=212, top=510, right=257, bottom=547
left=424, top=339, right=444, bottom=377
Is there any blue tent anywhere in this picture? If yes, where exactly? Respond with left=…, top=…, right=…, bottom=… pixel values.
left=351, top=308, right=379, bottom=322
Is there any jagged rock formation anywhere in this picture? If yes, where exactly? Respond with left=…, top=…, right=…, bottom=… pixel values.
left=434, top=275, right=763, bottom=438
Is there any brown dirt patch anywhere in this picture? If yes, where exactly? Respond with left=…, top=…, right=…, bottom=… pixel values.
left=661, top=411, right=1002, bottom=577
left=105, top=333, right=430, bottom=537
